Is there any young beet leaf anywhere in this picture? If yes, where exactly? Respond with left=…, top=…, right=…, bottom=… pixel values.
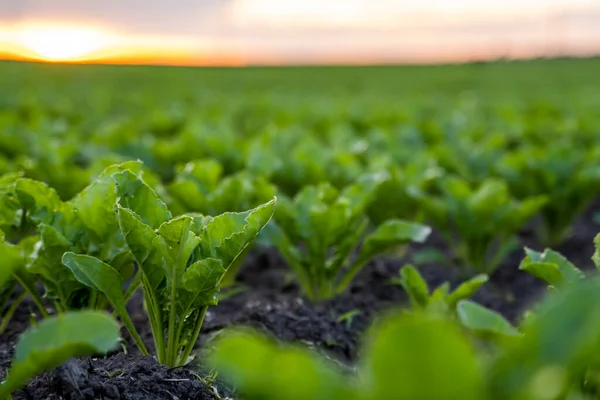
left=519, top=247, right=585, bottom=290
left=411, top=176, right=546, bottom=273
left=0, top=234, right=22, bottom=290
left=396, top=265, right=517, bottom=341
left=113, top=170, right=275, bottom=366
left=266, top=179, right=430, bottom=301
left=0, top=172, right=27, bottom=242
left=396, top=264, right=489, bottom=313
left=168, top=160, right=277, bottom=287
left=0, top=311, right=121, bottom=399
left=61, top=252, right=148, bottom=355
left=456, top=300, right=520, bottom=340
left=593, top=233, right=600, bottom=269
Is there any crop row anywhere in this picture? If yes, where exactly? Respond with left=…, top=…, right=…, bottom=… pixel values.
left=0, top=158, right=599, bottom=398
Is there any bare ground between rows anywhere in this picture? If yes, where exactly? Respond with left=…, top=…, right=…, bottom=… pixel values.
left=1, top=199, right=599, bottom=399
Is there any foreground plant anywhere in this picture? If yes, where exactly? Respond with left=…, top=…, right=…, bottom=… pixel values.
left=265, top=178, right=430, bottom=301
left=209, top=275, right=600, bottom=400
left=0, top=311, right=121, bottom=399
left=410, top=176, right=546, bottom=273
left=111, top=170, right=275, bottom=366
left=7, top=162, right=158, bottom=314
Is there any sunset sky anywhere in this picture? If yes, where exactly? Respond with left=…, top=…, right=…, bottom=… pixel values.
left=0, top=0, right=599, bottom=65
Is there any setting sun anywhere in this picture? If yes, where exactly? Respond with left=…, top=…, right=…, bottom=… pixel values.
left=12, top=25, right=113, bottom=62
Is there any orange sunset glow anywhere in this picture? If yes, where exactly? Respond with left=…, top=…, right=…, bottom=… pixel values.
left=1, top=0, right=600, bottom=65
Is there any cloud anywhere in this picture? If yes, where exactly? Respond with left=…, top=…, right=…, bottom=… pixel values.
left=1, top=0, right=599, bottom=63
left=0, top=0, right=228, bottom=34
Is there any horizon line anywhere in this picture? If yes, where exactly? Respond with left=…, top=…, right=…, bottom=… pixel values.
left=2, top=51, right=600, bottom=69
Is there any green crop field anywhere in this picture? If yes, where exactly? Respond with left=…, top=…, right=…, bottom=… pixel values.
left=2, top=58, right=600, bottom=399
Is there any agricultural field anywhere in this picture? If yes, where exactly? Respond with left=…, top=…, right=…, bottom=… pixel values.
left=1, top=58, right=600, bottom=399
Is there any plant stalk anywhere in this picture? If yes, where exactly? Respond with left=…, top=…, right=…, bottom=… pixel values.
left=0, top=291, right=27, bottom=333
left=166, top=219, right=191, bottom=366
left=177, top=306, right=208, bottom=366
left=13, top=272, right=49, bottom=318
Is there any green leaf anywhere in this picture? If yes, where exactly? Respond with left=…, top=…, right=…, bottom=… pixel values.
left=457, top=300, right=520, bottom=338
left=72, top=161, right=143, bottom=239
left=593, top=233, right=600, bottom=269
left=116, top=206, right=164, bottom=291
left=519, top=261, right=564, bottom=287
left=61, top=252, right=126, bottom=308
left=0, top=311, right=120, bottom=397
left=15, top=179, right=62, bottom=225
left=61, top=252, right=147, bottom=355
left=0, top=237, right=23, bottom=288
left=447, top=274, right=488, bottom=308
left=0, top=174, right=23, bottom=229
left=113, top=170, right=171, bottom=229
left=156, top=216, right=200, bottom=288
left=208, top=329, right=356, bottom=400
left=108, top=250, right=135, bottom=281
left=430, top=282, right=451, bottom=303
left=361, top=312, right=484, bottom=400
left=195, top=198, right=276, bottom=269
left=182, top=258, right=225, bottom=305
left=355, top=219, right=431, bottom=266
left=26, top=224, right=83, bottom=305
left=399, top=265, right=430, bottom=309
left=520, top=248, right=584, bottom=288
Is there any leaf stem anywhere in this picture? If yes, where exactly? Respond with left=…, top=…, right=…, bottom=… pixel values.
left=335, top=256, right=367, bottom=296
left=0, top=291, right=27, bottom=333
left=88, top=290, right=98, bottom=309
left=177, top=306, right=208, bottom=366
left=166, top=219, right=191, bottom=366
left=13, top=271, right=49, bottom=318
left=117, top=305, right=149, bottom=356
left=123, top=270, right=142, bottom=303
left=144, top=281, right=165, bottom=363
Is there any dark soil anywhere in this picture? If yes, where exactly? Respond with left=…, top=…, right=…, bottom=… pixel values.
left=0, top=301, right=224, bottom=400
left=14, top=355, right=220, bottom=400
left=2, top=198, right=599, bottom=399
